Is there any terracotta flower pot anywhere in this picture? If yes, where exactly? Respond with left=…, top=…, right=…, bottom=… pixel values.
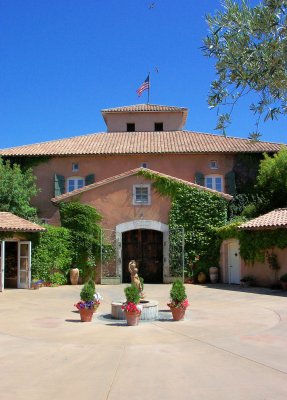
left=170, top=307, right=186, bottom=321
left=280, top=281, right=287, bottom=290
left=125, top=311, right=141, bottom=326
left=70, top=268, right=79, bottom=285
left=79, top=308, right=94, bottom=322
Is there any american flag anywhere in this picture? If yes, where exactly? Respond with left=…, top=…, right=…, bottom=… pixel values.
left=136, top=75, right=150, bottom=97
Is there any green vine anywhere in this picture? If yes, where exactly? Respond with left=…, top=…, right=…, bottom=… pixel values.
left=137, top=170, right=229, bottom=275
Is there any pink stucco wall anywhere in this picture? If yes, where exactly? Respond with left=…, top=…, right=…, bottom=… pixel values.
left=241, top=247, right=287, bottom=286
left=33, top=152, right=234, bottom=219
left=50, top=174, right=171, bottom=229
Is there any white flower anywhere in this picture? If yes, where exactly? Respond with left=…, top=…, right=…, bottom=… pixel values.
left=94, top=292, right=103, bottom=302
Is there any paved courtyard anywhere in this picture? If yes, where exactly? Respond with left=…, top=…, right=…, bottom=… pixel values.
left=0, top=284, right=287, bottom=400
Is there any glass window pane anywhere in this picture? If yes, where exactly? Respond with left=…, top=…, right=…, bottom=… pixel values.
left=215, top=177, right=222, bottom=191
left=20, top=244, right=28, bottom=257
left=205, top=178, right=213, bottom=189
left=135, top=187, right=148, bottom=203
left=20, top=258, right=28, bottom=270
left=68, top=180, right=75, bottom=192
left=77, top=179, right=84, bottom=189
left=20, top=271, right=26, bottom=283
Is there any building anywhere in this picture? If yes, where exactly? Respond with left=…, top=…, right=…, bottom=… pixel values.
left=0, top=212, right=45, bottom=291
left=0, top=104, right=283, bottom=283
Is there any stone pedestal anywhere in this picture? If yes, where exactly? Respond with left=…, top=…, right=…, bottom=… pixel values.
left=111, top=300, right=159, bottom=321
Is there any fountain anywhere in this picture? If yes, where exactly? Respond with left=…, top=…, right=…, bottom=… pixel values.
left=111, top=260, right=159, bottom=321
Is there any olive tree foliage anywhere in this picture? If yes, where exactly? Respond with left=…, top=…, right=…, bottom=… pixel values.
left=203, top=0, right=287, bottom=138
left=0, top=158, right=39, bottom=220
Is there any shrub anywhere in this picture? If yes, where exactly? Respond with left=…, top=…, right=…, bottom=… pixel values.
left=49, top=272, right=68, bottom=286
left=170, top=279, right=187, bottom=304
left=80, top=281, right=95, bottom=302
left=124, top=284, right=140, bottom=304
left=279, top=274, right=287, bottom=282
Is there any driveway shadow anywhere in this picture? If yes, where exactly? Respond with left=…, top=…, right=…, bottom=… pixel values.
left=199, top=283, right=287, bottom=297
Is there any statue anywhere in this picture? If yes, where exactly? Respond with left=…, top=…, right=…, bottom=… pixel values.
left=128, top=260, right=144, bottom=297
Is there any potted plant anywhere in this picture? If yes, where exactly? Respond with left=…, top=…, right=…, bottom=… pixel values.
left=240, top=275, right=255, bottom=287
left=121, top=284, right=142, bottom=326
left=279, top=273, right=287, bottom=290
left=167, top=279, right=189, bottom=321
left=74, top=280, right=95, bottom=322
left=85, top=279, right=103, bottom=312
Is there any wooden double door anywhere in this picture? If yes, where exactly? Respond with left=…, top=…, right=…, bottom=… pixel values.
left=122, top=229, right=163, bottom=283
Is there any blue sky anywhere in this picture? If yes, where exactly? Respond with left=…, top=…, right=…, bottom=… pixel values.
left=0, top=0, right=286, bottom=149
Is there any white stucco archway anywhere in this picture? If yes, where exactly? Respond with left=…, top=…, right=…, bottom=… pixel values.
left=116, top=220, right=169, bottom=282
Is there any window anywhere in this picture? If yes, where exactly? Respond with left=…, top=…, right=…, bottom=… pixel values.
left=127, top=123, right=135, bottom=132
left=154, top=122, right=163, bottom=131
left=133, top=185, right=151, bottom=205
left=72, top=163, right=79, bottom=172
left=209, top=160, right=218, bottom=170
left=67, top=177, right=85, bottom=192
left=205, top=176, right=223, bottom=192
left=140, top=162, right=148, bottom=168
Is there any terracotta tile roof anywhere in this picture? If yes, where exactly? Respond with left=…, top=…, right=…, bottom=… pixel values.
left=51, top=167, right=233, bottom=203
left=0, top=131, right=283, bottom=157
left=0, top=212, right=46, bottom=232
left=239, top=209, right=287, bottom=230
left=101, top=104, right=188, bottom=113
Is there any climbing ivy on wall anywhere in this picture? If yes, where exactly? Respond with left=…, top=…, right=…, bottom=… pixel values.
left=137, top=170, right=229, bottom=275
left=59, top=201, right=102, bottom=280
left=31, top=225, right=73, bottom=282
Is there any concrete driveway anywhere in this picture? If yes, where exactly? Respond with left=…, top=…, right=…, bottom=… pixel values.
left=0, top=284, right=287, bottom=400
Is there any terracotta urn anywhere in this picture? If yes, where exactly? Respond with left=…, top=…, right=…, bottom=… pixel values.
left=125, top=311, right=141, bottom=326
left=209, top=267, right=219, bottom=283
left=197, top=271, right=207, bottom=284
left=170, top=307, right=186, bottom=321
left=79, top=308, right=94, bottom=322
left=70, top=268, right=79, bottom=285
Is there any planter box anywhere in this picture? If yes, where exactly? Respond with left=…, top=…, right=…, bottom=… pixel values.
left=101, top=277, right=121, bottom=285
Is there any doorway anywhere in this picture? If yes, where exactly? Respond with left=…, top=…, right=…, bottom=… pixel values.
left=0, top=241, right=31, bottom=291
left=122, top=229, right=163, bottom=283
left=228, top=240, right=241, bottom=284
left=4, top=242, right=18, bottom=288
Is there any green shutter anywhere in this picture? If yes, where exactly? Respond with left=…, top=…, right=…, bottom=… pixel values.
left=195, top=172, right=204, bottom=186
left=54, top=174, right=65, bottom=196
left=85, top=174, right=95, bottom=186
left=225, top=171, right=236, bottom=196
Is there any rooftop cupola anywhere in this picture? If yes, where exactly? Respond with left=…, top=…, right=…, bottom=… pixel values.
left=101, top=104, right=188, bottom=132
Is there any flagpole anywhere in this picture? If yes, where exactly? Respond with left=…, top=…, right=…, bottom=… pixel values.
left=147, top=72, right=150, bottom=104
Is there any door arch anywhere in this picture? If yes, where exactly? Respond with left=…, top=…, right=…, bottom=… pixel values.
left=116, top=220, right=169, bottom=283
